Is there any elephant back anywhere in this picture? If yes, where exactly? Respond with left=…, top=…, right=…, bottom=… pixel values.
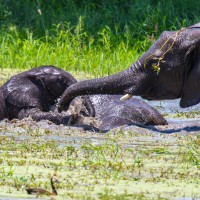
left=189, top=23, right=200, bottom=29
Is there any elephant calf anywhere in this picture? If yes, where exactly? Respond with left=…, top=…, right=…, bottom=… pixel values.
left=0, top=66, right=94, bottom=125
left=81, top=95, right=167, bottom=131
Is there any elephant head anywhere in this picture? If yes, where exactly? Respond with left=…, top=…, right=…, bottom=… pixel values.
left=3, top=66, right=79, bottom=110
left=58, top=23, right=200, bottom=112
left=31, top=67, right=95, bottom=116
left=30, top=66, right=78, bottom=99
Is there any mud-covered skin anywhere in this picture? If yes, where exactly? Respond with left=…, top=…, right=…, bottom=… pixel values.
left=58, top=23, right=200, bottom=112
left=0, top=66, right=165, bottom=129
left=88, top=95, right=167, bottom=131
left=0, top=66, right=94, bottom=125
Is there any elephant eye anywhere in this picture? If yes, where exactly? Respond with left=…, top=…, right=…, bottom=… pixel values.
left=57, top=76, right=66, bottom=87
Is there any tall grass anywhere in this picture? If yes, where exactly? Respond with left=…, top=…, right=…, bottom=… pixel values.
left=0, top=1, right=200, bottom=77
left=0, top=19, right=148, bottom=77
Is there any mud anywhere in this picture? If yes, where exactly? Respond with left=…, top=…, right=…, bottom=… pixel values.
left=0, top=98, right=200, bottom=146
left=0, top=98, right=200, bottom=200
left=0, top=99, right=200, bottom=151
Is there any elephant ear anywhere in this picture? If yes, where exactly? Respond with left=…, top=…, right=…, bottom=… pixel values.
left=3, top=74, right=47, bottom=108
left=180, top=47, right=200, bottom=108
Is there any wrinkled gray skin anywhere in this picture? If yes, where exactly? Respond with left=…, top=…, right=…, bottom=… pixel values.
left=0, top=66, right=95, bottom=125
left=88, top=95, right=167, bottom=131
left=58, top=23, right=200, bottom=112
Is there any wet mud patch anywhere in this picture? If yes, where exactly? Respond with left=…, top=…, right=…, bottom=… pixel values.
left=0, top=116, right=199, bottom=199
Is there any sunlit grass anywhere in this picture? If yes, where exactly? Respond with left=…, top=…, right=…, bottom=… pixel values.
left=1, top=1, right=200, bottom=77
left=0, top=22, right=145, bottom=78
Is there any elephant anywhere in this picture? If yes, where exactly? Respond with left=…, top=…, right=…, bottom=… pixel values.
left=0, top=65, right=167, bottom=130
left=0, top=66, right=95, bottom=125
left=60, top=94, right=167, bottom=131
left=82, top=95, right=167, bottom=131
left=58, top=22, right=200, bottom=113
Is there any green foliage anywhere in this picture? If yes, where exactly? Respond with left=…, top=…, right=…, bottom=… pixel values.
left=1, top=0, right=200, bottom=38
left=0, top=20, right=141, bottom=76
left=0, top=1, right=200, bottom=76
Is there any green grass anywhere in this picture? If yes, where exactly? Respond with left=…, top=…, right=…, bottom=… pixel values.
left=0, top=1, right=200, bottom=77
left=0, top=21, right=145, bottom=77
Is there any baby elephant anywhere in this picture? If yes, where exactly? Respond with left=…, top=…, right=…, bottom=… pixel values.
left=85, top=95, right=167, bottom=131
left=0, top=66, right=94, bottom=125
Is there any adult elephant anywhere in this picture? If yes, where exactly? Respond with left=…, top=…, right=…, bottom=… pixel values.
left=0, top=66, right=95, bottom=125
left=58, top=23, right=200, bottom=112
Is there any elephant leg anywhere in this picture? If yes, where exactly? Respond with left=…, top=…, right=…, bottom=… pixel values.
left=0, top=104, right=8, bottom=120
left=18, top=108, right=78, bottom=125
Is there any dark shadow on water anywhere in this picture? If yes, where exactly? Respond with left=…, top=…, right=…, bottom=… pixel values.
left=80, top=121, right=200, bottom=134
left=146, top=125, right=200, bottom=134
left=107, top=118, right=200, bottom=134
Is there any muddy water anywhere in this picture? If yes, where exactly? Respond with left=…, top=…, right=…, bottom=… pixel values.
left=145, top=98, right=200, bottom=133
left=119, top=97, right=200, bottom=136
left=0, top=98, right=199, bottom=155
left=0, top=98, right=200, bottom=145
left=147, top=98, right=200, bottom=113
left=0, top=98, right=200, bottom=200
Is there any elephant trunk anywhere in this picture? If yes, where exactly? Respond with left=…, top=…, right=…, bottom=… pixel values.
left=58, top=60, right=147, bottom=112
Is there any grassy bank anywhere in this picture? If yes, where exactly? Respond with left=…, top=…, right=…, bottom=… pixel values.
left=0, top=22, right=143, bottom=77
left=1, top=1, right=200, bottom=76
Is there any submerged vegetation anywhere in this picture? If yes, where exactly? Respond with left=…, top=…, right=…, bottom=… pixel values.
left=0, top=119, right=199, bottom=199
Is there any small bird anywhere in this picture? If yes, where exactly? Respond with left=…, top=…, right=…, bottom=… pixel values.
left=26, top=175, right=59, bottom=196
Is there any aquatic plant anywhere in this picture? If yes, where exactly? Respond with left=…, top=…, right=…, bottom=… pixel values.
left=0, top=123, right=199, bottom=199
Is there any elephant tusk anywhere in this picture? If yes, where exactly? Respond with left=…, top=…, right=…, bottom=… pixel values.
left=120, top=94, right=133, bottom=101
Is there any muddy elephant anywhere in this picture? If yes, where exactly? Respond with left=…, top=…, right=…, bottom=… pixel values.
left=58, top=23, right=200, bottom=112
left=85, top=95, right=167, bottom=131
left=0, top=66, right=167, bottom=129
left=0, top=66, right=94, bottom=125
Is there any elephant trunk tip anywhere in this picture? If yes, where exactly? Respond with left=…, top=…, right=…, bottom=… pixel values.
left=57, top=101, right=71, bottom=113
